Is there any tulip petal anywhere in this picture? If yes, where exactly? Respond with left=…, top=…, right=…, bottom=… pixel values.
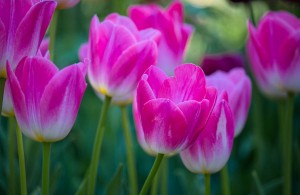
left=158, top=64, right=206, bottom=103
left=78, top=42, right=89, bottom=62
left=0, top=19, right=6, bottom=74
left=177, top=100, right=210, bottom=149
left=139, top=28, right=161, bottom=44
left=2, top=81, right=14, bottom=117
left=144, top=66, right=168, bottom=96
left=12, top=1, right=56, bottom=68
left=109, top=40, right=157, bottom=101
left=180, top=97, right=234, bottom=174
left=136, top=79, right=156, bottom=115
left=39, top=63, right=87, bottom=141
left=141, top=98, right=188, bottom=154
left=6, top=63, right=32, bottom=139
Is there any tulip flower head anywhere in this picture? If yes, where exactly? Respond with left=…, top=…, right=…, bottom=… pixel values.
left=247, top=11, right=300, bottom=98
left=0, top=0, right=56, bottom=77
left=2, top=38, right=51, bottom=117
left=56, top=0, right=80, bottom=9
left=180, top=92, right=234, bottom=174
left=135, top=64, right=217, bottom=155
left=129, top=1, right=194, bottom=75
left=7, top=57, right=87, bottom=142
left=85, top=13, right=160, bottom=104
left=201, top=53, right=244, bottom=75
left=206, top=68, right=252, bottom=137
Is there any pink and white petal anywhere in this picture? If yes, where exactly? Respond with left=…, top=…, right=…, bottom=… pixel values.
left=105, top=13, right=139, bottom=39
left=167, top=1, right=183, bottom=23
left=136, top=79, right=156, bottom=114
left=177, top=100, right=209, bottom=149
left=267, top=11, right=300, bottom=29
left=39, top=63, right=87, bottom=142
left=141, top=98, right=188, bottom=154
left=128, top=5, right=160, bottom=29
left=180, top=98, right=234, bottom=174
left=139, top=28, right=161, bottom=44
left=2, top=81, right=14, bottom=117
left=108, top=40, right=157, bottom=98
left=12, top=1, right=56, bottom=68
left=78, top=42, right=89, bottom=62
left=133, top=98, right=156, bottom=155
left=144, top=65, right=168, bottom=96
left=6, top=63, right=34, bottom=139
left=0, top=19, right=7, bottom=74
left=158, top=64, right=206, bottom=103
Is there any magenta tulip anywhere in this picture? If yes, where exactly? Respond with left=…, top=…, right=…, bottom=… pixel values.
left=206, top=68, right=252, bottom=137
left=2, top=38, right=51, bottom=117
left=128, top=1, right=194, bottom=75
left=247, top=11, right=300, bottom=97
left=201, top=53, right=244, bottom=75
left=0, top=0, right=56, bottom=77
left=180, top=92, right=234, bottom=174
left=135, top=64, right=217, bottom=155
left=56, top=0, right=80, bottom=9
left=84, top=13, right=160, bottom=104
left=6, top=56, right=87, bottom=142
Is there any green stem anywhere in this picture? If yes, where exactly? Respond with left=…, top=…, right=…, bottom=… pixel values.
left=8, top=117, right=16, bottom=195
left=120, top=105, right=138, bottom=195
left=150, top=172, right=159, bottom=195
left=160, top=159, right=168, bottom=195
left=42, top=142, right=51, bottom=195
left=205, top=174, right=210, bottom=195
left=283, top=93, right=294, bottom=195
left=16, top=124, right=27, bottom=195
left=87, top=96, right=112, bottom=195
left=140, top=153, right=164, bottom=195
left=49, top=10, right=58, bottom=62
left=221, top=165, right=230, bottom=195
left=0, top=78, right=5, bottom=117
left=247, top=2, right=256, bottom=26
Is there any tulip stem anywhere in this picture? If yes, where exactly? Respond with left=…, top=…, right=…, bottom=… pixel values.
left=140, top=153, right=164, bottom=195
left=0, top=78, right=5, bottom=117
left=49, top=9, right=58, bottom=62
left=42, top=142, right=51, bottom=195
left=160, top=159, right=168, bottom=195
left=283, top=93, right=294, bottom=195
left=120, top=105, right=138, bottom=195
left=8, top=117, right=16, bottom=195
left=205, top=174, right=210, bottom=195
left=16, top=124, right=27, bottom=195
left=87, top=96, right=112, bottom=195
left=151, top=171, right=159, bottom=195
left=221, top=165, right=230, bottom=195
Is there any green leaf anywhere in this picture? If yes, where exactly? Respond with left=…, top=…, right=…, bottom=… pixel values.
left=105, top=164, right=124, bottom=195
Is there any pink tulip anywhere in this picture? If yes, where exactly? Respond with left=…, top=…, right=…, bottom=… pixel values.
left=180, top=92, right=234, bottom=174
left=206, top=68, right=252, bottom=137
left=247, top=11, right=300, bottom=98
left=2, top=38, right=51, bottom=117
left=0, top=0, right=56, bottom=77
left=135, top=64, right=217, bottom=155
left=128, top=1, right=194, bottom=75
left=201, top=53, right=244, bottom=75
left=85, top=13, right=160, bottom=104
left=6, top=56, right=87, bottom=142
left=56, top=0, right=80, bottom=9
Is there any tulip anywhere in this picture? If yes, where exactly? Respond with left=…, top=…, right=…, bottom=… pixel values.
left=85, top=13, right=160, bottom=104
left=2, top=38, right=51, bottom=117
left=128, top=1, right=194, bottom=75
left=247, top=11, right=300, bottom=98
left=206, top=68, right=252, bottom=137
left=0, top=0, right=56, bottom=77
left=135, top=63, right=217, bottom=155
left=180, top=91, right=234, bottom=174
left=56, top=0, right=80, bottom=9
left=201, top=53, right=244, bottom=75
left=6, top=56, right=87, bottom=142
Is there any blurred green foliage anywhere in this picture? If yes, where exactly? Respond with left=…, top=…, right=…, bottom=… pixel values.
left=0, top=0, right=300, bottom=194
